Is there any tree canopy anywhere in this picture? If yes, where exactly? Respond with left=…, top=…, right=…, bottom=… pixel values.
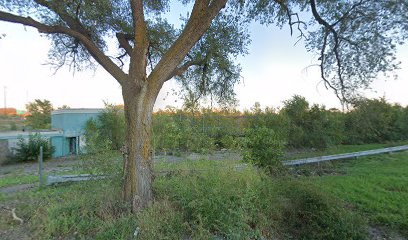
left=25, top=99, right=53, bottom=129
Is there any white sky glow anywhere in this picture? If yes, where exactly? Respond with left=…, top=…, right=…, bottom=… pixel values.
left=0, top=12, right=407, bottom=111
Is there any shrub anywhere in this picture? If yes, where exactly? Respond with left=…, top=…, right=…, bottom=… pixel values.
left=242, top=127, right=285, bottom=174
left=13, top=133, right=54, bottom=162
left=83, top=104, right=125, bottom=152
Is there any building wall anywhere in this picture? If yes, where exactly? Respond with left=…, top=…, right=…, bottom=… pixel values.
left=51, top=109, right=102, bottom=137
left=51, top=136, right=65, bottom=157
left=51, top=109, right=103, bottom=156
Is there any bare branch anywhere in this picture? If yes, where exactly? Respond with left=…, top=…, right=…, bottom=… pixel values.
left=116, top=33, right=133, bottom=55
left=0, top=10, right=127, bottom=84
left=167, top=60, right=205, bottom=81
left=276, top=0, right=307, bottom=42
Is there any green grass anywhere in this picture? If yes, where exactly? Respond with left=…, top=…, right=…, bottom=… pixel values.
left=0, top=174, right=38, bottom=188
left=307, top=152, right=408, bottom=236
left=0, top=169, right=91, bottom=189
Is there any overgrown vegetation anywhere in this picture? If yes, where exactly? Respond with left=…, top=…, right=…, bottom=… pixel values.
left=1, top=158, right=370, bottom=239
left=84, top=96, right=408, bottom=156
left=2, top=145, right=408, bottom=239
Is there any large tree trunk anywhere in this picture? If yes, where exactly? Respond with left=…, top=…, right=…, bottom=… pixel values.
left=121, top=82, right=157, bottom=212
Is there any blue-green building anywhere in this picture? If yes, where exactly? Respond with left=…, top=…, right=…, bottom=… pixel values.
left=50, top=109, right=102, bottom=157
left=0, top=109, right=102, bottom=162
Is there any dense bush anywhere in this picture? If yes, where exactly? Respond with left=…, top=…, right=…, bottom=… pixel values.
left=13, top=133, right=55, bottom=161
left=344, top=98, right=408, bottom=144
left=243, top=127, right=285, bottom=174
left=153, top=108, right=243, bottom=154
left=280, top=96, right=345, bottom=149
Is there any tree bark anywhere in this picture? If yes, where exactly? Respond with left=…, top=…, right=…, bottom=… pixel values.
left=121, top=81, right=157, bottom=212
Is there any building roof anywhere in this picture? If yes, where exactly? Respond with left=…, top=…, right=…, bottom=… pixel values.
left=0, top=130, right=63, bottom=140
left=51, top=108, right=104, bottom=115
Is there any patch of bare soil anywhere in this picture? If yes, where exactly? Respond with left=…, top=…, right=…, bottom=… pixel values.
left=0, top=156, right=81, bottom=176
left=369, top=226, right=407, bottom=240
left=0, top=184, right=35, bottom=194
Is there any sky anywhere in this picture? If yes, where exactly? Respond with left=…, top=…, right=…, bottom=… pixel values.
left=0, top=4, right=407, bottom=112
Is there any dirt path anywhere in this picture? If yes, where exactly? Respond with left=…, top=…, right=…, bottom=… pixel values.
left=0, top=156, right=81, bottom=176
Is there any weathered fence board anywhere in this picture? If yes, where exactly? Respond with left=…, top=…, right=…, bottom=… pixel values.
left=282, top=145, right=408, bottom=166
left=46, top=174, right=107, bottom=186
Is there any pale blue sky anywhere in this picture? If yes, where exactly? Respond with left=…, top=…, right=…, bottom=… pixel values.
left=0, top=4, right=407, bottom=111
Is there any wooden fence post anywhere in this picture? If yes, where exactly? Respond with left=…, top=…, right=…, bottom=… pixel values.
left=39, top=146, right=44, bottom=188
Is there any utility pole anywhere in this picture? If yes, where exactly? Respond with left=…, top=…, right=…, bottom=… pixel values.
left=3, top=86, right=6, bottom=115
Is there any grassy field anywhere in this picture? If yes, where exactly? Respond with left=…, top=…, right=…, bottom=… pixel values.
left=1, top=148, right=407, bottom=239
left=307, top=152, right=408, bottom=236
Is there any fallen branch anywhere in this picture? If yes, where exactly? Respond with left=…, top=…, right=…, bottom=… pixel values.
left=1, top=206, right=24, bottom=224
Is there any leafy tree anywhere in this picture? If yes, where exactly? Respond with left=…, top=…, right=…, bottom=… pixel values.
left=1, top=1, right=406, bottom=211
left=25, top=99, right=53, bottom=129
left=58, top=105, right=70, bottom=109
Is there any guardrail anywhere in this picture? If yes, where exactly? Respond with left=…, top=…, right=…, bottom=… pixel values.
left=282, top=145, right=408, bottom=166
left=46, top=174, right=107, bottom=186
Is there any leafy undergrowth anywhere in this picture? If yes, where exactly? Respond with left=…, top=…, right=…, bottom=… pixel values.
left=307, top=152, right=408, bottom=237
left=1, top=160, right=368, bottom=240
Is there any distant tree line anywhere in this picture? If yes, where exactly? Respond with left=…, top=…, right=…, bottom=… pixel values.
left=84, top=96, right=408, bottom=154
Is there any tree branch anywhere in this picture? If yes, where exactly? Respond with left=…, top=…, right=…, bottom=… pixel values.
left=34, top=0, right=91, bottom=38
left=147, top=0, right=227, bottom=94
left=167, top=60, right=205, bottom=81
left=275, top=0, right=307, bottom=42
left=310, top=0, right=346, bottom=101
left=0, top=10, right=127, bottom=84
left=116, top=33, right=133, bottom=56
left=129, top=0, right=149, bottom=83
